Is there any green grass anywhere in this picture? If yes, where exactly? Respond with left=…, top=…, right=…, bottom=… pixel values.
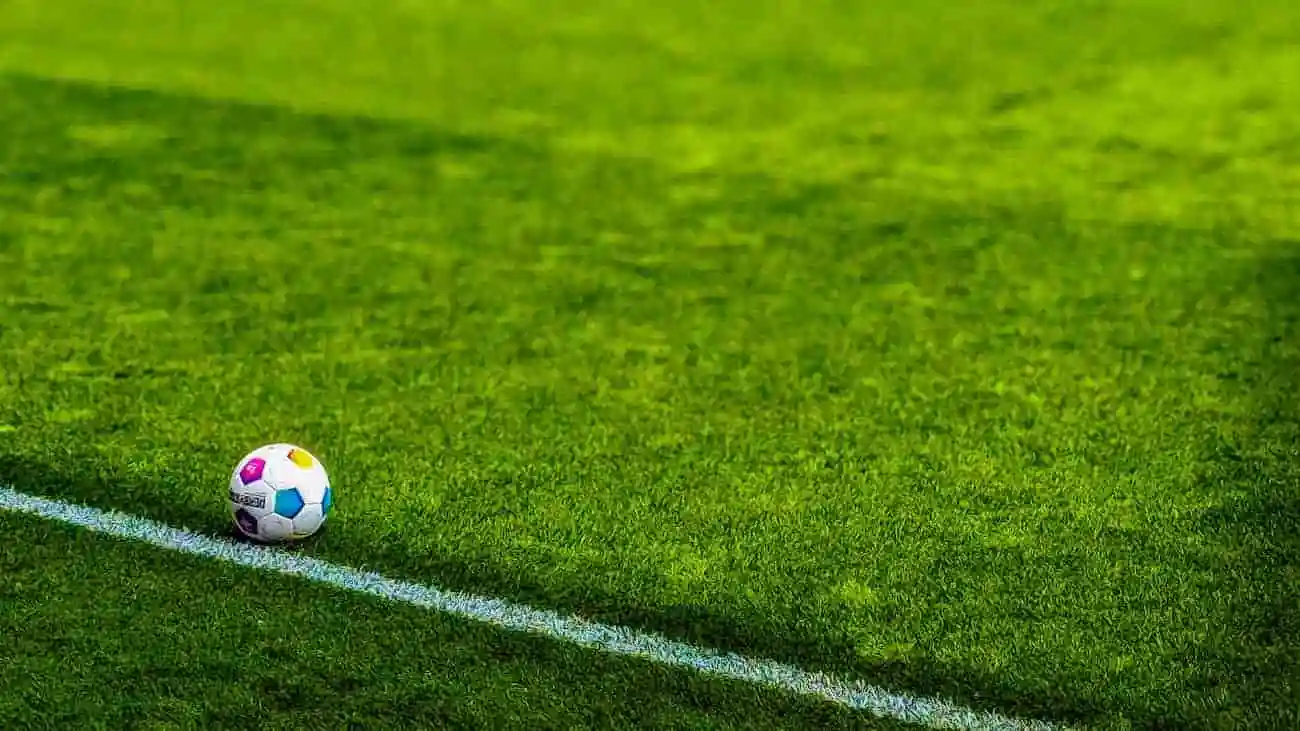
left=1, top=1, right=1299, bottom=728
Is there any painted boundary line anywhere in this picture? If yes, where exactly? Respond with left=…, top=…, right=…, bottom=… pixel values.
left=0, top=485, right=1068, bottom=731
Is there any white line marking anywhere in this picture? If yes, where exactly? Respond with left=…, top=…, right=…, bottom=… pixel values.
left=0, top=485, right=1069, bottom=731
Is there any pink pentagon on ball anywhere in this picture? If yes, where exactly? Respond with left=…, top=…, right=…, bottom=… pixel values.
left=239, top=457, right=267, bottom=484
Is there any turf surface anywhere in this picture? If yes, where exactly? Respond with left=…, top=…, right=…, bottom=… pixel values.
left=1, top=1, right=1299, bottom=729
left=0, top=510, right=888, bottom=730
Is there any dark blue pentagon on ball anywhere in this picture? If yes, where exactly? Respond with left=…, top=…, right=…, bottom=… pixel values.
left=274, top=487, right=305, bottom=519
left=234, top=508, right=259, bottom=536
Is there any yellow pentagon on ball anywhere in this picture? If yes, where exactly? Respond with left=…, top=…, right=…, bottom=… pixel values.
left=287, top=449, right=314, bottom=469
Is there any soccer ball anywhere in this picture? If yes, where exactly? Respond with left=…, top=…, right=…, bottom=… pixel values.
left=229, top=443, right=333, bottom=543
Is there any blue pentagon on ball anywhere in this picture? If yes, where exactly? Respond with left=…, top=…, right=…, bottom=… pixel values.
left=322, top=486, right=333, bottom=515
left=274, top=487, right=305, bottom=519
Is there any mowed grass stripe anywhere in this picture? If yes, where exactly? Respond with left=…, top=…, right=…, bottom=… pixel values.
left=0, top=485, right=1065, bottom=731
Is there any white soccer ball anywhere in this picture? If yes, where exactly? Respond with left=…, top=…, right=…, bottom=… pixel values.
left=229, top=443, right=333, bottom=543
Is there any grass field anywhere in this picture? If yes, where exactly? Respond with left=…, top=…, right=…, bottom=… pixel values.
left=1, top=1, right=1299, bottom=728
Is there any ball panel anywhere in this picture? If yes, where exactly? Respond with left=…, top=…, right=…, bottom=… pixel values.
left=322, top=486, right=333, bottom=516
left=287, top=448, right=314, bottom=469
left=292, top=470, right=329, bottom=503
left=233, top=508, right=260, bottom=538
left=262, top=451, right=315, bottom=486
left=258, top=513, right=294, bottom=542
left=231, top=446, right=282, bottom=487
left=229, top=481, right=275, bottom=518
left=261, top=446, right=329, bottom=499
left=291, top=503, right=324, bottom=538
left=238, top=457, right=267, bottom=485
left=274, top=487, right=306, bottom=519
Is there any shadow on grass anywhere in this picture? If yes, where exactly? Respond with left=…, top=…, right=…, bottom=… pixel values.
left=1187, top=249, right=1300, bottom=730
left=0, top=454, right=893, bottom=731
left=0, top=451, right=1100, bottom=731
left=2, top=508, right=892, bottom=730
